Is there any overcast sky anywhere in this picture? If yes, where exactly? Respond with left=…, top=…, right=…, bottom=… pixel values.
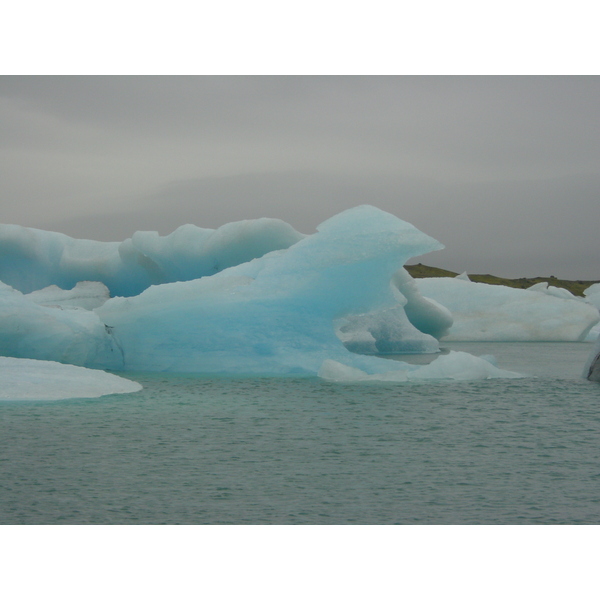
left=1, top=75, right=599, bottom=279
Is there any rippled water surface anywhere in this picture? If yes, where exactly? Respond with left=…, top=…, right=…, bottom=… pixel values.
left=2, top=342, right=600, bottom=524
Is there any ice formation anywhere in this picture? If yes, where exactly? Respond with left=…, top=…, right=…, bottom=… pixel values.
left=1, top=205, right=511, bottom=379
left=584, top=283, right=600, bottom=310
left=584, top=333, right=600, bottom=381
left=8, top=203, right=595, bottom=381
left=335, top=268, right=453, bottom=355
left=0, top=357, right=142, bottom=401
left=26, top=281, right=110, bottom=310
left=527, top=281, right=578, bottom=300
left=94, top=205, right=452, bottom=375
left=0, top=281, right=121, bottom=368
left=319, top=352, right=522, bottom=382
left=415, top=277, right=599, bottom=341
left=583, top=283, right=600, bottom=341
left=0, top=219, right=304, bottom=297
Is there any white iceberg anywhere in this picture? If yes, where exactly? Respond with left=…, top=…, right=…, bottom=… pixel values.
left=415, top=277, right=599, bottom=341
left=0, top=357, right=142, bottom=401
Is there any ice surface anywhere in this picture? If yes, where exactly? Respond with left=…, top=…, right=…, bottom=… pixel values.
left=319, top=352, right=523, bottom=382
left=583, top=284, right=600, bottom=341
left=527, top=281, right=578, bottom=300
left=392, top=268, right=453, bottom=339
left=96, top=205, right=449, bottom=375
left=0, top=219, right=305, bottom=297
left=0, top=281, right=121, bottom=369
left=1, top=205, right=557, bottom=381
left=26, top=281, right=110, bottom=310
left=583, top=333, right=600, bottom=381
left=336, top=305, right=440, bottom=355
left=335, top=267, right=453, bottom=354
left=584, top=283, right=600, bottom=310
left=416, top=277, right=599, bottom=341
left=0, top=356, right=142, bottom=401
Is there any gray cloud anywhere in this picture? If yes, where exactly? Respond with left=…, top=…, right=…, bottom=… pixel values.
left=1, top=76, right=599, bottom=279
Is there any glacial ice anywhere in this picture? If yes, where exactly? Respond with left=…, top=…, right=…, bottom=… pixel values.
left=95, top=205, right=450, bottom=375
left=26, top=281, right=110, bottom=310
left=415, top=277, right=599, bottom=341
left=319, top=352, right=523, bottom=382
left=583, top=284, right=600, bottom=341
left=584, top=283, right=600, bottom=310
left=2, top=204, right=594, bottom=381
left=584, top=333, right=600, bottom=381
left=527, top=281, right=579, bottom=300
left=335, top=268, right=453, bottom=355
left=0, top=356, right=142, bottom=401
left=0, top=219, right=304, bottom=297
left=0, top=280, right=121, bottom=369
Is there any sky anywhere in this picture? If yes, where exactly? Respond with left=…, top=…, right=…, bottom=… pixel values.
left=1, top=75, right=599, bottom=280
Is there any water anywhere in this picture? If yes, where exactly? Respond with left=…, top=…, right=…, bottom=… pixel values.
left=1, top=342, right=600, bottom=524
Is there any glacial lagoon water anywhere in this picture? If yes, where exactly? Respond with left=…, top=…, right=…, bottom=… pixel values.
left=2, top=341, right=600, bottom=525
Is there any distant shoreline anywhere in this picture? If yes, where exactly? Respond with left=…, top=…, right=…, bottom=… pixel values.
left=405, top=264, right=600, bottom=297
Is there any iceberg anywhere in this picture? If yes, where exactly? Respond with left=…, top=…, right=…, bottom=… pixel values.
left=0, top=357, right=142, bottom=401
left=95, top=205, right=450, bottom=375
left=0, top=205, right=527, bottom=380
left=0, top=219, right=305, bottom=297
left=415, top=277, right=599, bottom=341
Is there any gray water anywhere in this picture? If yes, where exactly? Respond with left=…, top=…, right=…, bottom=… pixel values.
left=1, top=342, right=599, bottom=524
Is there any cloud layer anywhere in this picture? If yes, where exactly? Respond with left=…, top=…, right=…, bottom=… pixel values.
left=1, top=76, right=599, bottom=278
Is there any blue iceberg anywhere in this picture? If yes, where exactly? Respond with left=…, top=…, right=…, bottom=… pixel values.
left=0, top=218, right=304, bottom=297
left=0, top=205, right=523, bottom=380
